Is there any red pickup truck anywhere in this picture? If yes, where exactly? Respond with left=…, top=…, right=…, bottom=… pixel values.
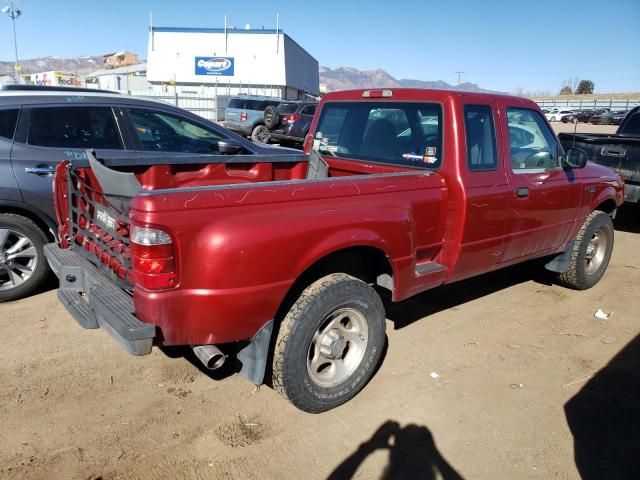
left=44, top=89, right=624, bottom=413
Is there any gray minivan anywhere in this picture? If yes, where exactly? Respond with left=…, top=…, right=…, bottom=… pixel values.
left=224, top=95, right=283, bottom=143
left=0, top=86, right=297, bottom=301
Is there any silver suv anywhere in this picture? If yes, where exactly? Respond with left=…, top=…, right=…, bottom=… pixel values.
left=0, top=85, right=294, bottom=301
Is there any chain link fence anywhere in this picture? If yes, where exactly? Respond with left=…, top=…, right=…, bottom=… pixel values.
left=129, top=92, right=232, bottom=122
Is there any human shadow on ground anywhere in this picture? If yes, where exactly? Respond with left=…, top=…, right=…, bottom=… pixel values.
left=565, top=334, right=640, bottom=480
left=382, top=260, right=553, bottom=330
left=327, top=420, right=464, bottom=480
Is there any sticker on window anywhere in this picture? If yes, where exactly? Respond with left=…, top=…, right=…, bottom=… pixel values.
left=402, top=153, right=423, bottom=162
left=425, top=146, right=437, bottom=156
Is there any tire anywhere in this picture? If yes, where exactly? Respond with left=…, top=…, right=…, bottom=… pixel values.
left=272, top=273, right=386, bottom=413
left=251, top=124, right=270, bottom=143
left=551, top=116, right=556, bottom=122
left=263, top=105, right=280, bottom=130
left=557, top=211, right=614, bottom=290
left=0, top=213, right=50, bottom=302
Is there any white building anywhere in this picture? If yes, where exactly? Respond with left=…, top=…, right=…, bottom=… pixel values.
left=86, top=63, right=150, bottom=93
left=146, top=26, right=319, bottom=100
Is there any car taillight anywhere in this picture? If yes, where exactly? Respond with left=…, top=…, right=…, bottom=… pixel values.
left=130, top=225, right=177, bottom=290
left=283, top=114, right=301, bottom=123
left=240, top=112, right=247, bottom=122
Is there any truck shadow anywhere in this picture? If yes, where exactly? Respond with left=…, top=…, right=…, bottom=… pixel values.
left=613, top=204, right=640, bottom=233
left=383, top=261, right=552, bottom=330
left=564, top=334, right=640, bottom=479
left=327, top=420, right=464, bottom=480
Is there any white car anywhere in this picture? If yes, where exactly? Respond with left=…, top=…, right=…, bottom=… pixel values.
left=546, top=109, right=574, bottom=122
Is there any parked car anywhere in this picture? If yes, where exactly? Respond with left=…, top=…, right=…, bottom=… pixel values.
left=45, top=87, right=623, bottom=413
left=223, top=95, right=283, bottom=142
left=0, top=86, right=298, bottom=301
left=611, top=109, right=631, bottom=125
left=574, top=109, right=597, bottom=123
left=560, top=110, right=579, bottom=123
left=559, top=105, right=640, bottom=203
left=590, top=110, right=616, bottom=124
left=547, top=109, right=574, bottom=122
left=263, top=101, right=318, bottom=147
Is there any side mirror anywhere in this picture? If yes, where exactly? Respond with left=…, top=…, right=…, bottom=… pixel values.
left=218, top=139, right=245, bottom=155
left=563, top=147, right=588, bottom=169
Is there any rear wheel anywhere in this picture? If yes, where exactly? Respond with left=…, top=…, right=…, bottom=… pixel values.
left=0, top=214, right=50, bottom=302
left=272, top=273, right=386, bottom=413
left=251, top=124, right=270, bottom=143
left=558, top=211, right=614, bottom=290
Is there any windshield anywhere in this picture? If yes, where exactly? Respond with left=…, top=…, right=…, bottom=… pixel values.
left=313, top=101, right=443, bottom=169
left=278, top=103, right=299, bottom=114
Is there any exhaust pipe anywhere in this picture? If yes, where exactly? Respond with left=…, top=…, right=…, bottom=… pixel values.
left=192, top=345, right=226, bottom=370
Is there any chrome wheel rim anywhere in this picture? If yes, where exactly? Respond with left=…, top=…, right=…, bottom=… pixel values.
left=0, top=228, right=38, bottom=292
left=585, top=228, right=607, bottom=275
left=307, top=307, right=369, bottom=388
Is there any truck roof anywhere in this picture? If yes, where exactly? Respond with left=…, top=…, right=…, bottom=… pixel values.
left=321, top=88, right=534, bottom=107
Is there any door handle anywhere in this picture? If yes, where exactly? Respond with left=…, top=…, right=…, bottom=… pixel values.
left=25, top=167, right=55, bottom=176
left=515, top=187, right=529, bottom=198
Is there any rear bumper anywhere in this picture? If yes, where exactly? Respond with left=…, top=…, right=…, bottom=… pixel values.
left=625, top=184, right=640, bottom=203
left=44, top=243, right=155, bottom=355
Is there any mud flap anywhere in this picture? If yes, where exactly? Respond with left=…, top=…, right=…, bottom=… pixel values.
left=237, top=320, right=274, bottom=385
left=545, top=240, right=575, bottom=273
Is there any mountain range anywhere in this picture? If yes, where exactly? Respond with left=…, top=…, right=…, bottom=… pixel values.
left=1, top=56, right=490, bottom=93
left=319, top=66, right=489, bottom=92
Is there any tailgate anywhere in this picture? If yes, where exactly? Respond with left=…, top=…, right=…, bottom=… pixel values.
left=63, top=158, right=136, bottom=289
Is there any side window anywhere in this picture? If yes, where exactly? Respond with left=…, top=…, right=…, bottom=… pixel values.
left=128, top=108, right=224, bottom=153
left=0, top=109, right=19, bottom=140
left=507, top=107, right=559, bottom=171
left=464, top=105, right=497, bottom=171
left=314, top=102, right=443, bottom=168
left=301, top=105, right=316, bottom=116
left=28, top=107, right=123, bottom=149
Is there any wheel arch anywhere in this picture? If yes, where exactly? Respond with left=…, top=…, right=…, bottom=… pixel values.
left=0, top=201, right=56, bottom=241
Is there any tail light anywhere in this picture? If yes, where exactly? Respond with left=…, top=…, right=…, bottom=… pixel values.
left=130, top=225, right=177, bottom=290
left=240, top=112, right=247, bottom=122
left=283, top=114, right=301, bottom=123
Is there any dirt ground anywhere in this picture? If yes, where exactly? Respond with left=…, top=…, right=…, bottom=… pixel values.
left=1, top=123, right=638, bottom=480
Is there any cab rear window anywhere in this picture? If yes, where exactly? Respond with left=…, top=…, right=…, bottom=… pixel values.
left=313, top=102, right=442, bottom=169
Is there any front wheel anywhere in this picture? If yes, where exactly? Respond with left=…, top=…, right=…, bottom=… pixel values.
left=251, top=125, right=270, bottom=143
left=0, top=213, right=50, bottom=302
left=557, top=211, right=614, bottom=290
left=272, top=273, right=386, bottom=413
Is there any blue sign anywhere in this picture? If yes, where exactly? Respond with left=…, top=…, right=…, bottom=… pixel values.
left=195, top=57, right=234, bottom=76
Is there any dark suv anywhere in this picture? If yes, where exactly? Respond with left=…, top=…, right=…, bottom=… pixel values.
left=0, top=86, right=296, bottom=301
left=263, top=102, right=318, bottom=147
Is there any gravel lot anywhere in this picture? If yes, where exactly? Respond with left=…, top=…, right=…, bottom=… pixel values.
left=0, top=121, right=637, bottom=480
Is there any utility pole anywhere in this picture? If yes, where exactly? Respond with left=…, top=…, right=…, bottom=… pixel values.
left=2, top=1, right=22, bottom=84
left=455, top=71, right=464, bottom=86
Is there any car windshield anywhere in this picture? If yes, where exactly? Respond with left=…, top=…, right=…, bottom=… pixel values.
left=278, top=103, right=299, bottom=114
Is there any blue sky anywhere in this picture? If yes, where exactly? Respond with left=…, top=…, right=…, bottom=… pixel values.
left=1, top=0, right=638, bottom=93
